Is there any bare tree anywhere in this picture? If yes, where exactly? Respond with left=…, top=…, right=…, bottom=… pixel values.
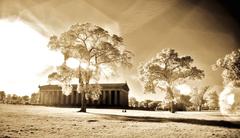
left=47, top=23, right=133, bottom=112
left=139, top=49, right=204, bottom=113
left=190, top=86, right=209, bottom=111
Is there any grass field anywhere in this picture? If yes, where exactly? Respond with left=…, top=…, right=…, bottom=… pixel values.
left=0, top=104, right=239, bottom=138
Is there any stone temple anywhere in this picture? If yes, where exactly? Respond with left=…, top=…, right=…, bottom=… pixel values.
left=39, top=83, right=129, bottom=108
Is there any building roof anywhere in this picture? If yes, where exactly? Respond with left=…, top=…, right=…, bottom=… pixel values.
left=39, top=83, right=129, bottom=92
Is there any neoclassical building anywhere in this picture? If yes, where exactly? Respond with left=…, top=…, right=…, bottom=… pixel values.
left=39, top=83, right=129, bottom=108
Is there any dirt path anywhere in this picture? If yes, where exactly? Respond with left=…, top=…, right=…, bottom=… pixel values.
left=0, top=104, right=239, bottom=138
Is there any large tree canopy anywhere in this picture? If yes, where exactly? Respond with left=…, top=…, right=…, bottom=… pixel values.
left=213, top=49, right=240, bottom=86
left=139, top=48, right=204, bottom=112
left=47, top=22, right=133, bottom=112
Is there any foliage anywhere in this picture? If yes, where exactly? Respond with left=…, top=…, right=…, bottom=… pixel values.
left=139, top=100, right=153, bottom=109
left=148, top=101, right=161, bottom=110
left=1, top=94, right=33, bottom=105
left=177, top=94, right=192, bottom=107
left=204, top=90, right=219, bottom=110
left=47, top=22, right=133, bottom=112
left=139, top=48, right=204, bottom=112
left=213, top=49, right=240, bottom=86
left=129, top=97, right=138, bottom=108
left=22, top=95, right=30, bottom=104
left=5, top=94, right=12, bottom=104
left=174, top=95, right=191, bottom=111
left=189, top=86, right=210, bottom=111
left=0, top=91, right=5, bottom=102
left=30, top=92, right=40, bottom=104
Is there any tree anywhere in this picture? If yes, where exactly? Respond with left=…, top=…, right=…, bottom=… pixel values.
left=11, top=94, right=19, bottom=104
left=190, top=86, right=209, bottom=111
left=148, top=101, right=161, bottom=110
left=213, top=49, right=240, bottom=86
left=176, top=94, right=192, bottom=111
left=212, top=49, right=240, bottom=113
left=129, top=97, right=138, bottom=108
left=47, top=23, right=133, bottom=112
left=30, top=92, right=40, bottom=104
left=139, top=100, right=152, bottom=109
left=5, top=94, right=12, bottom=104
left=204, top=90, right=219, bottom=110
left=22, top=95, right=30, bottom=104
left=0, top=91, right=5, bottom=103
left=139, top=49, right=204, bottom=113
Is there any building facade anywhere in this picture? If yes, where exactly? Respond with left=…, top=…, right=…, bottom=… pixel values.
left=39, top=83, right=129, bottom=108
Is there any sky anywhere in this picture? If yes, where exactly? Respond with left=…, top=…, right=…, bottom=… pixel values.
left=0, top=0, right=240, bottom=100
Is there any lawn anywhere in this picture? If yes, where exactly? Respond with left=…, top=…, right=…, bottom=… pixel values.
left=0, top=104, right=239, bottom=138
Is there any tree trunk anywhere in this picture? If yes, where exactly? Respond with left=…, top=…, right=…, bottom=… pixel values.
left=78, top=68, right=87, bottom=112
left=197, top=105, right=202, bottom=111
left=167, top=86, right=175, bottom=113
left=170, top=101, right=175, bottom=113
left=79, top=90, right=86, bottom=112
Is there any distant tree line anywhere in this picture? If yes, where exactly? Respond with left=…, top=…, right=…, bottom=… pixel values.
left=129, top=86, right=219, bottom=111
left=0, top=91, right=39, bottom=105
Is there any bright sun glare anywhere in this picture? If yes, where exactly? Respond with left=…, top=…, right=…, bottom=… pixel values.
left=66, top=58, right=79, bottom=69
left=227, top=94, right=235, bottom=105
left=0, top=19, right=63, bottom=95
left=66, top=58, right=90, bottom=70
left=175, top=84, right=191, bottom=95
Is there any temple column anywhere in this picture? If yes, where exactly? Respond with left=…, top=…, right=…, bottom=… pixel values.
left=52, top=92, right=55, bottom=105
left=58, top=91, right=61, bottom=105
left=71, top=92, right=74, bottom=105
left=60, top=91, right=62, bottom=105
left=63, top=95, right=67, bottom=105
left=103, top=91, right=106, bottom=105
left=117, top=91, right=120, bottom=105
left=39, top=92, right=43, bottom=104
left=45, top=92, right=47, bottom=105
left=55, top=91, right=59, bottom=105
left=45, top=92, right=48, bottom=105
left=76, top=92, right=79, bottom=105
left=42, top=92, right=45, bottom=105
left=66, top=95, right=69, bottom=105
left=40, top=92, right=43, bottom=104
left=109, top=90, right=112, bottom=106
left=114, top=91, right=118, bottom=105
left=46, top=92, right=49, bottom=105
left=52, top=91, right=57, bottom=105
left=55, top=91, right=57, bottom=105
left=44, top=92, right=47, bottom=105
left=50, top=92, right=52, bottom=105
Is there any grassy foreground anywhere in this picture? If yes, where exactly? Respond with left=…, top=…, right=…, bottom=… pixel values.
left=0, top=104, right=239, bottom=138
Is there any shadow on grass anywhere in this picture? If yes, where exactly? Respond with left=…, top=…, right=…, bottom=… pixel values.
left=90, top=113, right=240, bottom=129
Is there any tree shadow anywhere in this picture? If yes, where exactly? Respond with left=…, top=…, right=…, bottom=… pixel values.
left=90, top=113, right=240, bottom=129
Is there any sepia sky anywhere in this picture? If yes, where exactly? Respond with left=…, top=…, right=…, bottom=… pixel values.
left=0, top=0, right=240, bottom=100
